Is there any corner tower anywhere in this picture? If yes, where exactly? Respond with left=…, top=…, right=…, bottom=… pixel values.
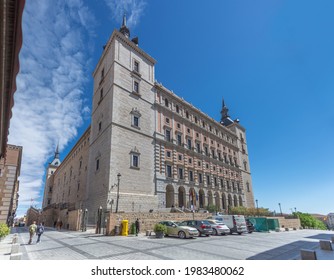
left=86, top=16, right=157, bottom=223
left=220, top=99, right=255, bottom=208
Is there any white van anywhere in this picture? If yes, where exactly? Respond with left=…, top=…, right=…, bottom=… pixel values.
left=208, top=215, right=247, bottom=235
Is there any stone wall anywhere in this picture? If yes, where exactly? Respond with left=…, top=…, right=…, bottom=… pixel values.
left=273, top=217, right=301, bottom=229
left=105, top=211, right=210, bottom=235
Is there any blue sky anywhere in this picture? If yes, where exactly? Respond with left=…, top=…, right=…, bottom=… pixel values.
left=9, top=0, right=334, bottom=217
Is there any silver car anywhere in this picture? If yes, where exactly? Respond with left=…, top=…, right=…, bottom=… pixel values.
left=206, top=219, right=230, bottom=235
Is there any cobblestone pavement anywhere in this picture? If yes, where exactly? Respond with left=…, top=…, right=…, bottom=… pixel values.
left=1, top=227, right=333, bottom=260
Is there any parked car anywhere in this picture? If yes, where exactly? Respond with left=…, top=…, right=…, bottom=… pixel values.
left=205, top=219, right=230, bottom=235
left=159, top=221, right=199, bottom=239
left=181, top=220, right=213, bottom=236
left=246, top=219, right=255, bottom=233
left=208, top=215, right=247, bottom=235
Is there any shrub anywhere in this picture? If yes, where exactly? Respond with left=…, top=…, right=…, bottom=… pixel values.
left=153, top=223, right=167, bottom=234
left=0, top=223, right=10, bottom=239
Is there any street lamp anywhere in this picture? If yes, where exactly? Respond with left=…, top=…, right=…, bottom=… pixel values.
left=255, top=199, right=259, bottom=216
left=115, top=173, right=121, bottom=213
left=278, top=203, right=282, bottom=216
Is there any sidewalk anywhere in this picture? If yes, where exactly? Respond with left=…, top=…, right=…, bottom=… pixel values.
left=0, top=229, right=16, bottom=260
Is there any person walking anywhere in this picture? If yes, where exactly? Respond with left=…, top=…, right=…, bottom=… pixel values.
left=36, top=222, right=45, bottom=244
left=135, top=218, right=140, bottom=236
left=28, top=221, right=37, bottom=245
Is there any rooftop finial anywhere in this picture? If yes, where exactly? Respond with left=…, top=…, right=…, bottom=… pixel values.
left=119, top=12, right=130, bottom=38
left=55, top=143, right=59, bottom=159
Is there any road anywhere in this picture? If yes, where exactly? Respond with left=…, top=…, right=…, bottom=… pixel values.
left=1, top=227, right=333, bottom=260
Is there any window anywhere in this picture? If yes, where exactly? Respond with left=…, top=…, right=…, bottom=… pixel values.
left=130, top=147, right=140, bottom=169
left=177, top=134, right=182, bottom=146
left=166, top=165, right=172, bottom=177
left=198, top=161, right=201, bottom=167
left=98, top=121, right=102, bottom=131
left=205, top=146, right=209, bottom=156
left=214, top=177, right=217, bottom=186
left=132, top=154, right=139, bottom=168
left=195, top=116, right=198, bottom=123
left=211, top=149, right=215, bottom=158
left=186, top=111, right=189, bottom=118
left=134, top=60, right=139, bottom=72
left=133, top=80, right=139, bottom=93
left=96, top=159, right=100, bottom=171
left=178, top=168, right=184, bottom=179
left=188, top=158, right=192, bottom=164
left=165, top=129, right=171, bottom=142
left=131, top=108, right=141, bottom=129
left=196, top=142, right=201, bottom=153
left=166, top=151, right=171, bottom=158
left=187, top=138, right=192, bottom=150
left=165, top=98, right=169, bottom=107
left=187, top=128, right=190, bottom=134
left=177, top=123, right=181, bottom=129
left=165, top=117, right=170, bottom=124
left=244, top=161, right=247, bottom=171
left=101, top=68, right=104, bottom=80
left=198, top=173, right=203, bottom=183
left=133, top=116, right=139, bottom=127
left=220, top=179, right=224, bottom=189
left=189, top=170, right=194, bottom=182
left=176, top=105, right=179, bottom=113
left=100, top=88, right=103, bottom=100
left=178, top=154, right=182, bottom=161
left=206, top=175, right=211, bottom=185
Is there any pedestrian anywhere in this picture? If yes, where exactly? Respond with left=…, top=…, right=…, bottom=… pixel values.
left=59, top=220, right=63, bottom=230
left=28, top=221, right=37, bottom=245
left=53, top=220, right=57, bottom=228
left=36, top=222, right=45, bottom=244
left=135, top=218, right=140, bottom=236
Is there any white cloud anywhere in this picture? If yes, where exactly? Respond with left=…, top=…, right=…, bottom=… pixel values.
left=104, top=0, right=147, bottom=28
left=8, top=0, right=96, bottom=217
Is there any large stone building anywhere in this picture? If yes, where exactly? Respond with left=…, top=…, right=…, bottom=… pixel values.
left=0, top=144, right=22, bottom=224
left=0, top=0, right=25, bottom=225
left=42, top=16, right=255, bottom=225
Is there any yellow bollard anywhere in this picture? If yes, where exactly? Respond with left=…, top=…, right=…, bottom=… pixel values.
left=121, top=220, right=128, bottom=236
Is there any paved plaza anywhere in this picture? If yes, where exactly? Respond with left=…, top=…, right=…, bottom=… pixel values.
left=1, top=227, right=333, bottom=260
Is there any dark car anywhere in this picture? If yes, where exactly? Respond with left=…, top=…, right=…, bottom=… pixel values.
left=181, top=220, right=213, bottom=236
left=246, top=219, right=255, bottom=233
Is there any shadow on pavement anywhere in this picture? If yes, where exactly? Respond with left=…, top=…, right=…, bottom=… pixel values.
left=247, top=240, right=318, bottom=260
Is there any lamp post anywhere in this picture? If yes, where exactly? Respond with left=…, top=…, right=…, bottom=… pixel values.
left=278, top=203, right=282, bottom=216
left=255, top=199, right=259, bottom=216
left=115, top=173, right=121, bottom=213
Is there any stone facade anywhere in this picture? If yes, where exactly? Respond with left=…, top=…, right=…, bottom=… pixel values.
left=0, top=144, right=22, bottom=224
left=42, top=128, right=90, bottom=218
left=42, top=19, right=255, bottom=227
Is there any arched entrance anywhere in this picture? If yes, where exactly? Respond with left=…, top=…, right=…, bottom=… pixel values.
left=233, top=195, right=238, bottom=207
left=214, top=192, right=220, bottom=211
left=165, top=185, right=174, bottom=208
left=222, top=193, right=226, bottom=211
left=239, top=195, right=243, bottom=207
left=227, top=194, right=233, bottom=213
left=178, top=186, right=186, bottom=208
left=188, top=187, right=197, bottom=209
left=199, top=189, right=205, bottom=208
left=208, top=190, right=213, bottom=206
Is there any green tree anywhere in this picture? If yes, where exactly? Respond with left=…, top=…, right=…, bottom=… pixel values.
left=0, top=223, right=10, bottom=239
left=296, top=212, right=327, bottom=230
left=206, top=204, right=218, bottom=213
